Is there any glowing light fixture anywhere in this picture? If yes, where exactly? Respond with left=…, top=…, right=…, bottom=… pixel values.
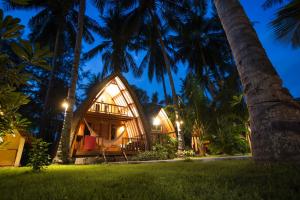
left=153, top=117, right=161, bottom=126
left=119, top=126, right=125, bottom=133
left=106, top=84, right=119, bottom=97
left=62, top=101, right=69, bottom=110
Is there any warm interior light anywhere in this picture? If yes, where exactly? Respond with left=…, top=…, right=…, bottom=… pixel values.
left=118, top=126, right=125, bottom=133
left=105, top=84, right=119, bottom=97
left=153, top=117, right=161, bottom=126
left=62, top=101, right=69, bottom=110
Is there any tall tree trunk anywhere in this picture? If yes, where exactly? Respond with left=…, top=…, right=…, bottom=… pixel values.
left=54, top=0, right=86, bottom=163
left=156, top=31, right=184, bottom=152
left=214, top=0, right=300, bottom=162
left=40, top=26, right=61, bottom=141
left=149, top=10, right=184, bottom=152
left=161, top=73, right=169, bottom=105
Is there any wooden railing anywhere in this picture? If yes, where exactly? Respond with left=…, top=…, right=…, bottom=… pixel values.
left=89, top=102, right=129, bottom=116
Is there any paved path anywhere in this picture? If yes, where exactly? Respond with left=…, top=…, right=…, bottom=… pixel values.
left=112, top=155, right=251, bottom=164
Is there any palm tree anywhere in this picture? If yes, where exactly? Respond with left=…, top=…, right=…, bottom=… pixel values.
left=117, top=0, right=186, bottom=152
left=138, top=22, right=177, bottom=105
left=270, top=0, right=300, bottom=48
left=213, top=0, right=300, bottom=162
left=262, top=0, right=287, bottom=9
left=171, top=6, right=234, bottom=99
left=84, top=9, right=140, bottom=77
left=54, top=0, right=86, bottom=163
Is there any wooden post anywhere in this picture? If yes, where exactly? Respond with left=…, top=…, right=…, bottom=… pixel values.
left=14, top=136, right=25, bottom=167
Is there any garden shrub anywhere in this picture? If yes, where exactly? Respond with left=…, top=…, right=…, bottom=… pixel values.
left=27, top=138, right=51, bottom=172
left=182, top=150, right=195, bottom=157
left=207, top=117, right=250, bottom=155
left=132, top=140, right=177, bottom=161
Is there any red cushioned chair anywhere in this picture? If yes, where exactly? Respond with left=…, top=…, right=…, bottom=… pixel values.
left=83, top=136, right=96, bottom=151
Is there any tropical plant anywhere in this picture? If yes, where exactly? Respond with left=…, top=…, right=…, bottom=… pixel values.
left=262, top=0, right=287, bottom=9
left=132, top=142, right=177, bottom=161
left=27, top=138, right=51, bottom=172
left=137, top=21, right=177, bottom=104
left=213, top=0, right=300, bottom=162
left=171, top=6, right=234, bottom=99
left=4, top=0, right=101, bottom=141
left=270, top=0, right=300, bottom=47
left=84, top=9, right=140, bottom=77
left=181, top=74, right=211, bottom=156
left=116, top=0, right=186, bottom=152
left=0, top=9, right=52, bottom=140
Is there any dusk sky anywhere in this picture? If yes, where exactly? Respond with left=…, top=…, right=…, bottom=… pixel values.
left=2, top=0, right=300, bottom=100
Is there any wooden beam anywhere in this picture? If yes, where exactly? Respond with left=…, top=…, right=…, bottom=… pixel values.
left=14, top=135, right=25, bottom=167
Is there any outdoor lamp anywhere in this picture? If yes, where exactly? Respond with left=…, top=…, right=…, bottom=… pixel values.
left=62, top=100, right=69, bottom=110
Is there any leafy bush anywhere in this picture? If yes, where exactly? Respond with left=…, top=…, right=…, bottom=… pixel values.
left=132, top=140, right=177, bottom=161
left=182, top=150, right=195, bottom=157
left=27, top=138, right=51, bottom=172
left=131, top=150, right=168, bottom=161
left=207, top=116, right=249, bottom=155
left=155, top=135, right=178, bottom=159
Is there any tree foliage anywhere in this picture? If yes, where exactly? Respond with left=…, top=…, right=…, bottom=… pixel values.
left=0, top=9, right=52, bottom=139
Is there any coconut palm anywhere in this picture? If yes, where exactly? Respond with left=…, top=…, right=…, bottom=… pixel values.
left=171, top=6, right=234, bottom=99
left=84, top=9, right=140, bottom=77
left=262, top=0, right=287, bottom=9
left=54, top=0, right=87, bottom=163
left=213, top=0, right=300, bottom=162
left=271, top=0, right=300, bottom=48
left=138, top=22, right=177, bottom=105
left=116, top=0, right=186, bottom=151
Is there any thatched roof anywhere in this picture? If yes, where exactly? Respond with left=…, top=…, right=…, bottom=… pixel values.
left=70, top=72, right=151, bottom=148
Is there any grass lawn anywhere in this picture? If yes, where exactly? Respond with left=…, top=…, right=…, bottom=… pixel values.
left=0, top=160, right=299, bottom=200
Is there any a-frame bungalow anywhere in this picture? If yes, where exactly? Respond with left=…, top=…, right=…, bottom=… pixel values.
left=70, top=73, right=151, bottom=161
left=149, top=108, right=176, bottom=144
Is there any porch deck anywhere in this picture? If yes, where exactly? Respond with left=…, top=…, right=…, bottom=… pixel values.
left=73, top=137, right=146, bottom=158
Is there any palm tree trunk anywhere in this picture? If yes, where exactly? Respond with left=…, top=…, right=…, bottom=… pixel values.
left=148, top=10, right=184, bottom=152
left=156, top=30, right=184, bottom=153
left=40, top=26, right=61, bottom=140
left=214, top=0, right=300, bottom=162
left=54, top=0, right=86, bottom=163
left=161, top=73, right=169, bottom=105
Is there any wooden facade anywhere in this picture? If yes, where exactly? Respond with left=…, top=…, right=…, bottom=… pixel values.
left=150, top=108, right=176, bottom=143
left=70, top=73, right=151, bottom=159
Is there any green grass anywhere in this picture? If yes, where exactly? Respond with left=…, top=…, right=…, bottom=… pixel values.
left=0, top=160, right=299, bottom=200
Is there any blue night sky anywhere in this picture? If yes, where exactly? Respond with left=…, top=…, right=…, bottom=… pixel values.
left=2, top=0, right=300, bottom=100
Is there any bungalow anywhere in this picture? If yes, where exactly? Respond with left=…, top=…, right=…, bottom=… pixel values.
left=70, top=73, right=152, bottom=162
left=149, top=107, right=176, bottom=144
